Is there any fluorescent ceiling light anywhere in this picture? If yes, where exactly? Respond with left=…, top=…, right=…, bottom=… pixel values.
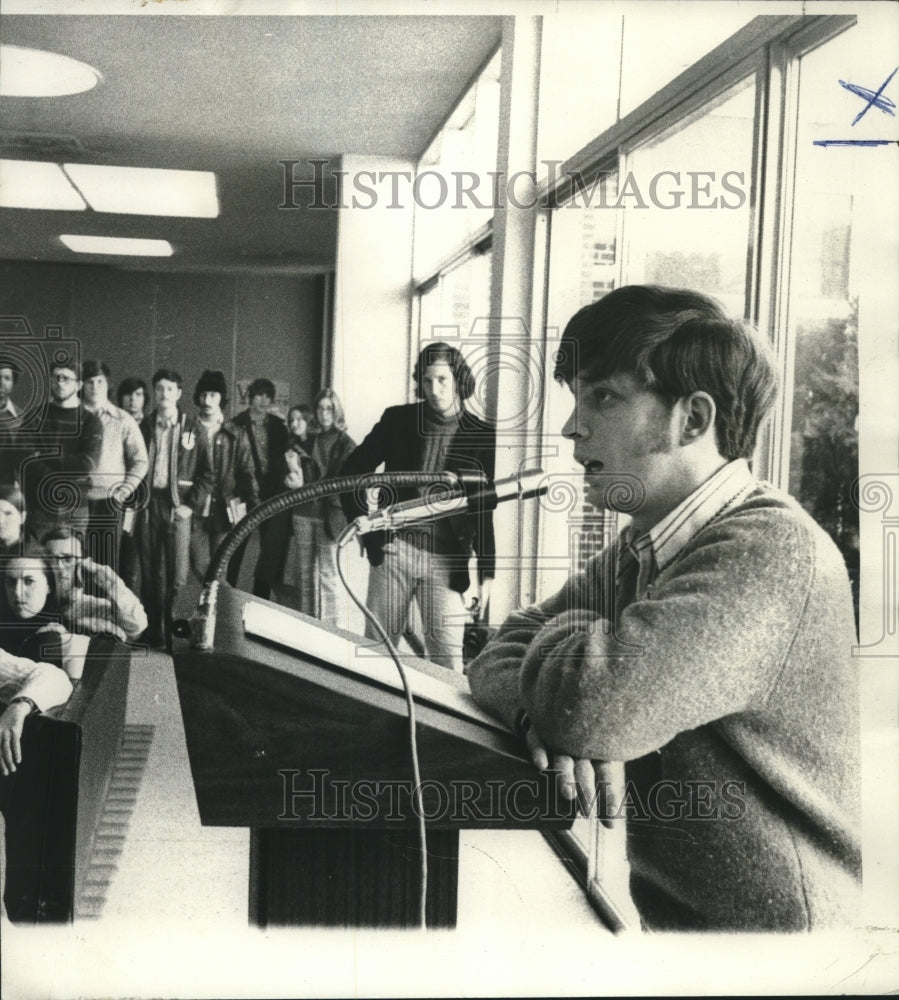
left=63, top=164, right=220, bottom=218
left=0, top=45, right=101, bottom=97
left=60, top=234, right=173, bottom=257
left=0, top=159, right=87, bottom=210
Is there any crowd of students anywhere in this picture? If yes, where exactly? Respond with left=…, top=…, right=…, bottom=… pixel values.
left=0, top=340, right=500, bottom=832
left=0, top=353, right=360, bottom=651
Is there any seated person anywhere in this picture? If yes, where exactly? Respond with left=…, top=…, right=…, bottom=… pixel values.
left=42, top=529, right=147, bottom=643
left=0, top=565, right=74, bottom=923
left=1, top=641, right=73, bottom=777
left=0, top=547, right=68, bottom=669
left=468, top=285, right=860, bottom=931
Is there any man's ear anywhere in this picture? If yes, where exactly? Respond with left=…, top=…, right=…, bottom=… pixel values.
left=680, top=391, right=716, bottom=444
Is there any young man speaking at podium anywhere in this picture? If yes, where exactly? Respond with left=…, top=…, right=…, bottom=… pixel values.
left=467, top=285, right=861, bottom=932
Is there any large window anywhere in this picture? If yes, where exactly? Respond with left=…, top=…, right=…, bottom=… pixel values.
left=540, top=169, right=621, bottom=592
left=781, top=27, right=863, bottom=618
left=622, top=76, right=757, bottom=317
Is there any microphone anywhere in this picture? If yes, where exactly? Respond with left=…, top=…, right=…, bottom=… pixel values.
left=344, top=468, right=547, bottom=539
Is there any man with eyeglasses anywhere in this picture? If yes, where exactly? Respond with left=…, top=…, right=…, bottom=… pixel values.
left=23, top=356, right=103, bottom=544
left=42, top=527, right=147, bottom=643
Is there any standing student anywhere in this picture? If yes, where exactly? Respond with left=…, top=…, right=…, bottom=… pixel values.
left=137, top=369, right=201, bottom=651
left=0, top=484, right=26, bottom=558
left=230, top=377, right=289, bottom=596
left=24, top=355, right=103, bottom=544
left=257, top=404, right=320, bottom=613
left=187, top=370, right=258, bottom=586
left=0, top=359, right=24, bottom=486
left=116, top=377, right=148, bottom=424
left=114, top=376, right=150, bottom=598
left=80, top=360, right=149, bottom=571
left=341, top=346, right=495, bottom=671
left=467, top=285, right=860, bottom=931
left=310, top=389, right=354, bottom=625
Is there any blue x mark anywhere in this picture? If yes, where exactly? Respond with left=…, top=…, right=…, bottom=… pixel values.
left=839, top=67, right=898, bottom=126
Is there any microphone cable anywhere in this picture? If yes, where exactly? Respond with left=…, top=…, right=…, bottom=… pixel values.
left=334, top=531, right=429, bottom=931
left=191, top=471, right=478, bottom=930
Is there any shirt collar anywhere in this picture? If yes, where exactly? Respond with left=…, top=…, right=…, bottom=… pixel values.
left=156, top=410, right=179, bottom=430
left=620, top=458, right=757, bottom=574
left=1, top=400, right=18, bottom=416
left=86, top=399, right=116, bottom=418
left=201, top=413, right=225, bottom=435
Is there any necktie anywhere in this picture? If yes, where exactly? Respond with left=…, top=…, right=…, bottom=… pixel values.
left=614, top=542, right=641, bottom=626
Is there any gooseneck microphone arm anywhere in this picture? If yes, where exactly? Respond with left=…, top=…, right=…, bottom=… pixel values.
left=190, top=471, right=484, bottom=650
left=340, top=468, right=548, bottom=540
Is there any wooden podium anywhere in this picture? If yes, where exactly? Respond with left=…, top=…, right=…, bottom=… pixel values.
left=173, top=586, right=574, bottom=928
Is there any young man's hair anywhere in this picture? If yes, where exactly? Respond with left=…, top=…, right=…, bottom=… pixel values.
left=81, top=360, right=111, bottom=382
left=412, top=342, right=476, bottom=402
left=288, top=403, right=314, bottom=421
left=312, top=388, right=347, bottom=431
left=0, top=361, right=21, bottom=385
left=50, top=353, right=80, bottom=379
left=151, top=368, right=183, bottom=388
left=0, top=482, right=25, bottom=514
left=116, top=376, right=148, bottom=407
left=247, top=378, right=276, bottom=402
left=554, top=285, right=779, bottom=461
left=40, top=525, right=83, bottom=552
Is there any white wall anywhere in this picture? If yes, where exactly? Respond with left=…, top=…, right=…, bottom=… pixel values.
left=331, top=154, right=417, bottom=443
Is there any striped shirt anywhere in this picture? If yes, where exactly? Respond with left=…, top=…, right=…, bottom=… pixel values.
left=618, top=458, right=757, bottom=602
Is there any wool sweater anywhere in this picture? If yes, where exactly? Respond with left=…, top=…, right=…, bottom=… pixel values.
left=83, top=401, right=148, bottom=503
left=467, top=480, right=861, bottom=931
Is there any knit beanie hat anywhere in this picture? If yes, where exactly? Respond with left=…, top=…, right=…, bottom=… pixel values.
left=193, top=369, right=229, bottom=406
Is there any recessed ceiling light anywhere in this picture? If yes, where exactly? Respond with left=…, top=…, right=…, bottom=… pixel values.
left=62, top=164, right=220, bottom=218
left=0, top=45, right=102, bottom=98
left=0, top=159, right=87, bottom=210
left=60, top=235, right=173, bottom=257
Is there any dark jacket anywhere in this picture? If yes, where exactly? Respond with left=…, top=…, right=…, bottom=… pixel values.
left=139, top=408, right=204, bottom=509
left=255, top=438, right=319, bottom=585
left=22, top=403, right=103, bottom=515
left=313, top=427, right=355, bottom=540
left=190, top=420, right=259, bottom=533
left=231, top=410, right=290, bottom=501
left=0, top=406, right=25, bottom=485
left=340, top=403, right=496, bottom=592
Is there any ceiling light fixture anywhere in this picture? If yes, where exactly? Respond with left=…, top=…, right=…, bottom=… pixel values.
left=60, top=235, right=173, bottom=257
left=0, top=44, right=102, bottom=98
left=0, top=159, right=87, bottom=210
left=63, top=163, right=220, bottom=218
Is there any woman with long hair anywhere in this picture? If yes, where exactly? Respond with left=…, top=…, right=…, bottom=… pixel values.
left=0, top=546, right=66, bottom=669
left=309, top=389, right=355, bottom=624
left=257, top=404, right=320, bottom=614
left=0, top=547, right=78, bottom=778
